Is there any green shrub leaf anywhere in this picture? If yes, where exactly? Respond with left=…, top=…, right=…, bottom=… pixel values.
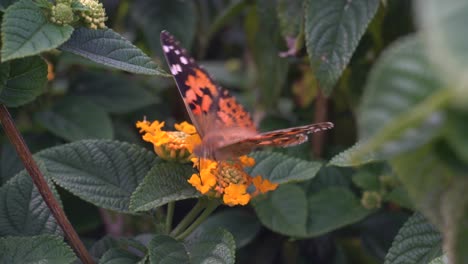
left=0, top=235, right=76, bottom=263
left=99, top=248, right=141, bottom=264
left=254, top=185, right=371, bottom=237
left=0, top=56, right=47, bottom=107
left=253, top=184, right=308, bottom=236
left=304, top=0, right=379, bottom=95
left=329, top=140, right=380, bottom=166
left=246, top=151, right=322, bottom=184
left=185, top=228, right=236, bottom=264
left=37, top=140, right=158, bottom=212
left=416, top=0, right=468, bottom=102
left=149, top=229, right=235, bottom=264
left=1, top=0, right=73, bottom=61
left=384, top=213, right=442, bottom=264
left=130, top=0, right=196, bottom=61
left=60, top=28, right=165, bottom=75
left=277, top=0, right=303, bottom=38
left=188, top=208, right=261, bottom=248
left=356, top=35, right=448, bottom=159
left=35, top=96, right=114, bottom=141
left=72, top=72, right=158, bottom=114
left=246, top=0, right=288, bottom=107
left=0, top=162, right=62, bottom=236
left=149, top=235, right=190, bottom=264
left=130, top=162, right=199, bottom=212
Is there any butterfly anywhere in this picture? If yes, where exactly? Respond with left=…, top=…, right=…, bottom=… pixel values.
left=160, top=31, right=333, bottom=160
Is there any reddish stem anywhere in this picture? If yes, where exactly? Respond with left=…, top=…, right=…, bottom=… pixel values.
left=0, top=105, right=94, bottom=264
left=312, top=90, right=329, bottom=158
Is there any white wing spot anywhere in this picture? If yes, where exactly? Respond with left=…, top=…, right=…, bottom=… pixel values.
left=175, top=64, right=182, bottom=72
left=168, top=45, right=174, bottom=50
left=175, top=50, right=180, bottom=55
left=163, top=45, right=170, bottom=52
left=170, top=65, right=178, bottom=75
left=180, top=56, right=188, bottom=64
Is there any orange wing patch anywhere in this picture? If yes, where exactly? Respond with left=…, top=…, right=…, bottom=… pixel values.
left=217, top=91, right=255, bottom=129
left=185, top=69, right=218, bottom=114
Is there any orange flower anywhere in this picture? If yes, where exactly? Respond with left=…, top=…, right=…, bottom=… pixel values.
left=223, top=184, right=250, bottom=206
left=252, top=175, right=279, bottom=196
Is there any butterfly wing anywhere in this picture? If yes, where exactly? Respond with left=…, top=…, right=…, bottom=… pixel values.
left=160, top=31, right=257, bottom=138
left=212, top=122, right=334, bottom=159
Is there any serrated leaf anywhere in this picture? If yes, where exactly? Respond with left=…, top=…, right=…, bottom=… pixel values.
left=246, top=151, right=322, bottom=184
left=253, top=184, right=308, bottom=236
left=356, top=35, right=448, bottom=159
left=37, top=140, right=158, bottom=212
left=0, top=235, right=76, bottom=263
left=328, top=140, right=380, bottom=166
left=35, top=96, right=114, bottom=141
left=304, top=0, right=379, bottom=95
left=0, top=142, right=23, bottom=184
left=0, top=162, right=62, bottom=236
left=384, top=213, right=442, bottom=264
left=254, top=185, right=371, bottom=238
left=0, top=0, right=17, bottom=11
left=416, top=0, right=468, bottom=102
left=189, top=208, right=261, bottom=248
left=246, top=0, right=288, bottom=107
left=148, top=235, right=190, bottom=264
left=60, top=28, right=165, bottom=75
left=277, top=0, right=303, bottom=38
left=444, top=110, right=468, bottom=163
left=305, top=187, right=372, bottom=236
left=428, top=255, right=448, bottom=264
left=1, top=0, right=73, bottom=61
left=185, top=228, right=236, bottom=264
left=130, top=0, right=196, bottom=62
left=383, top=187, right=414, bottom=210
left=72, top=72, right=158, bottom=114
left=0, top=56, right=47, bottom=107
left=130, top=162, right=199, bottom=212
left=352, top=170, right=381, bottom=191
left=99, top=248, right=141, bottom=264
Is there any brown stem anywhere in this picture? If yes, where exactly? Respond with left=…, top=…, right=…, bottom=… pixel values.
left=0, top=105, right=94, bottom=264
left=312, top=90, right=329, bottom=158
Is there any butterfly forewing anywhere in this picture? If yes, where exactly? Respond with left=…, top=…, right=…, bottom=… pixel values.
left=160, top=31, right=256, bottom=138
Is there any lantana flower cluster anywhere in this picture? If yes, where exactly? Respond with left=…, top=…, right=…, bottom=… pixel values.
left=136, top=119, right=278, bottom=206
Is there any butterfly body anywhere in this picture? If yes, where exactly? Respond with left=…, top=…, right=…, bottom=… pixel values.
left=160, top=31, right=333, bottom=160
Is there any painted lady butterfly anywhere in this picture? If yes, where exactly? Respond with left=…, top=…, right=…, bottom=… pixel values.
left=160, top=31, right=333, bottom=160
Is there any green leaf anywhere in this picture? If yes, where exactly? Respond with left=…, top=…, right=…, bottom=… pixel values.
left=0, top=142, right=23, bottom=184
left=60, top=28, right=165, bottom=75
left=0, top=56, right=47, bottom=107
left=35, top=96, right=114, bottom=141
left=130, top=162, right=199, bottom=212
left=277, top=0, right=303, bottom=38
left=206, top=0, right=249, bottom=41
left=189, top=208, right=261, bottom=248
left=72, top=72, right=158, bottom=114
left=304, top=0, right=379, bottom=95
left=328, top=140, right=380, bottom=166
left=444, top=110, right=468, bottom=163
left=245, top=0, right=288, bottom=107
left=0, top=163, right=62, bottom=236
left=37, top=140, right=158, bottom=212
left=352, top=170, right=380, bottom=191
left=305, top=187, right=372, bottom=236
left=130, top=0, right=196, bottom=61
left=0, top=0, right=17, bottom=11
left=383, top=187, right=414, bottom=210
left=99, top=248, right=141, bottom=264
left=0, top=235, right=76, bottom=263
left=148, top=235, right=189, bottom=264
left=356, top=35, right=449, bottom=159
left=253, top=184, right=308, bottom=236
left=246, top=151, right=322, bottom=184
left=384, top=213, right=442, bottom=264
left=149, top=229, right=236, bottom=264
left=416, top=0, right=468, bottom=102
left=428, top=256, right=448, bottom=264
left=254, top=185, right=371, bottom=238
left=1, top=0, right=73, bottom=61
left=185, top=228, right=236, bottom=264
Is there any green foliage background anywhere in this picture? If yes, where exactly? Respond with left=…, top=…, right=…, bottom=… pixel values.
left=0, top=0, right=465, bottom=263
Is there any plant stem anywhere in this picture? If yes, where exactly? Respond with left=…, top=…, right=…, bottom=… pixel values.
left=170, top=199, right=205, bottom=237
left=175, top=201, right=219, bottom=241
left=165, top=202, right=175, bottom=234
left=312, top=89, right=329, bottom=158
left=0, top=105, right=94, bottom=263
